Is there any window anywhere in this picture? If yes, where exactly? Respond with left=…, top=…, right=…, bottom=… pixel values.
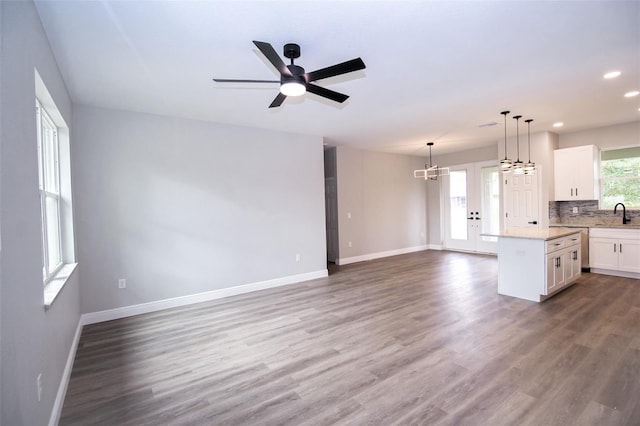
left=35, top=69, right=76, bottom=308
left=600, top=146, right=640, bottom=209
left=36, top=100, right=63, bottom=282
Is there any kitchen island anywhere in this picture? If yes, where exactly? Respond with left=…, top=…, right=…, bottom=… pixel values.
left=491, top=228, right=582, bottom=302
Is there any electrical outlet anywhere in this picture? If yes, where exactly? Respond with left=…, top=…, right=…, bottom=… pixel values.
left=348, top=241, right=352, bottom=247
left=118, top=279, right=126, bottom=289
left=37, top=373, right=42, bottom=402
left=572, top=207, right=578, bottom=214
left=295, top=253, right=301, bottom=262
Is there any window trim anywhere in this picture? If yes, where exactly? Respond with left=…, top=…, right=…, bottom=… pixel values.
left=37, top=100, right=65, bottom=284
left=599, top=145, right=640, bottom=210
left=35, top=68, right=77, bottom=308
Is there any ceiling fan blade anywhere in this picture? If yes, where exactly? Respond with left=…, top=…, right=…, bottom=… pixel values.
left=213, top=78, right=279, bottom=83
left=306, top=58, right=366, bottom=82
left=306, top=84, right=349, bottom=103
left=269, top=92, right=287, bottom=108
left=253, top=40, right=292, bottom=77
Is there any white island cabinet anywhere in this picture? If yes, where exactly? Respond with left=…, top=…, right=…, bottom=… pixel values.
left=494, top=228, right=581, bottom=302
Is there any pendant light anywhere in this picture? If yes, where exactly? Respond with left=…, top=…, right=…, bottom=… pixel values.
left=499, top=111, right=512, bottom=172
left=413, top=142, right=450, bottom=180
left=512, top=115, right=524, bottom=175
left=524, top=119, right=536, bottom=175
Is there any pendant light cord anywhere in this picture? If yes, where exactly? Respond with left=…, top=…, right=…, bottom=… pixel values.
left=501, top=111, right=510, bottom=159
left=513, top=115, right=522, bottom=161
left=525, top=119, right=533, bottom=162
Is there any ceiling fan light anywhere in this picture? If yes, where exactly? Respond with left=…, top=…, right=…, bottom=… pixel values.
left=280, top=82, right=306, bottom=97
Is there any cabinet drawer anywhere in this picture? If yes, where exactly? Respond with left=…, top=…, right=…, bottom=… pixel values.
left=546, top=238, right=566, bottom=253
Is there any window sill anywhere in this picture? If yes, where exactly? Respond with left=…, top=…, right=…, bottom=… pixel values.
left=44, top=263, right=78, bottom=310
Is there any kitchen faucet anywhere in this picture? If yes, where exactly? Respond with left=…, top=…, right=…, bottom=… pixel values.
left=613, top=202, right=629, bottom=225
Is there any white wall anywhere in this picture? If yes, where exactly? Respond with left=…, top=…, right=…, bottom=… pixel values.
left=335, top=146, right=427, bottom=263
left=0, top=2, right=81, bottom=425
left=558, top=121, right=640, bottom=150
left=72, top=105, right=327, bottom=314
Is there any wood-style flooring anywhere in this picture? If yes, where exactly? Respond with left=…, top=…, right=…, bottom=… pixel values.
left=60, top=250, right=640, bottom=425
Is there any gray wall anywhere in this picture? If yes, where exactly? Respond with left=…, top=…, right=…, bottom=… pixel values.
left=558, top=121, right=640, bottom=150
left=72, top=105, right=327, bottom=314
left=335, top=146, right=427, bottom=261
left=0, top=2, right=81, bottom=425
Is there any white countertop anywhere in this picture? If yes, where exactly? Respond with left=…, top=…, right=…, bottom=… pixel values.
left=484, top=227, right=581, bottom=241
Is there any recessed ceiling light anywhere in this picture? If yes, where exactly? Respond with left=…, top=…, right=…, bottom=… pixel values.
left=553, top=122, right=564, bottom=128
left=603, top=71, right=621, bottom=79
left=624, top=90, right=640, bottom=98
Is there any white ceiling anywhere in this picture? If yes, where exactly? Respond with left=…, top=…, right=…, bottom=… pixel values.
left=34, top=1, right=640, bottom=157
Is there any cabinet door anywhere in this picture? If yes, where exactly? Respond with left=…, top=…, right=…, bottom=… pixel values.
left=554, top=145, right=597, bottom=201
left=546, top=252, right=565, bottom=294
left=554, top=149, right=574, bottom=201
left=572, top=146, right=597, bottom=200
left=589, top=237, right=618, bottom=270
left=567, top=247, right=581, bottom=282
left=619, top=239, right=640, bottom=273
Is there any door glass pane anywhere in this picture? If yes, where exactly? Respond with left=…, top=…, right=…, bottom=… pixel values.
left=449, top=170, right=467, bottom=240
left=481, top=166, right=500, bottom=242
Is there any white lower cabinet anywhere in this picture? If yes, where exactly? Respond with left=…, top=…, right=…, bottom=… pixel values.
left=498, top=230, right=581, bottom=302
left=590, top=228, right=640, bottom=277
left=545, top=237, right=581, bottom=295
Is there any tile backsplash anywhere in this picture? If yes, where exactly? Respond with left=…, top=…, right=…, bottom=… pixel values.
left=549, top=200, right=640, bottom=226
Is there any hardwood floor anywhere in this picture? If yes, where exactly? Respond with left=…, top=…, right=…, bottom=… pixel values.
left=60, top=250, right=640, bottom=425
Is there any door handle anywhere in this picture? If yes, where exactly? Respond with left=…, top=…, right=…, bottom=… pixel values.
left=528, top=220, right=538, bottom=225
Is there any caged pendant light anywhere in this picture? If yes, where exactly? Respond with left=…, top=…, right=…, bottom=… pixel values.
left=512, top=115, right=524, bottom=175
left=499, top=111, right=512, bottom=172
left=524, top=119, right=536, bottom=175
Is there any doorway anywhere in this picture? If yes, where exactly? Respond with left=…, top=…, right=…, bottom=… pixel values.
left=443, top=161, right=500, bottom=254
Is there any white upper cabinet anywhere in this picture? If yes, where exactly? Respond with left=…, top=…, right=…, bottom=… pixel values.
left=554, top=145, right=599, bottom=201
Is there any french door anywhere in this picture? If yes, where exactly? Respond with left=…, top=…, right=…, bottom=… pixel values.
left=444, top=161, right=500, bottom=254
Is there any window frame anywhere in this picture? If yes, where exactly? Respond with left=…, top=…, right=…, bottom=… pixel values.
left=599, top=145, right=640, bottom=210
left=36, top=99, right=64, bottom=284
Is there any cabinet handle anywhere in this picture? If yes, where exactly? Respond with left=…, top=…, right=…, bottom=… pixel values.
left=614, top=243, right=616, bottom=253
left=571, top=188, right=574, bottom=196
left=576, top=188, right=578, bottom=196
left=620, top=243, right=622, bottom=253
left=573, top=250, right=578, bottom=260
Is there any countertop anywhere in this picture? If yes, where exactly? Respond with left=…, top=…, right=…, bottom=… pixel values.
left=484, top=227, right=581, bottom=241
left=550, top=223, right=640, bottom=229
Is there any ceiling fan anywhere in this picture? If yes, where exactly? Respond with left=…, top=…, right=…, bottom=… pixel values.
left=213, top=41, right=366, bottom=108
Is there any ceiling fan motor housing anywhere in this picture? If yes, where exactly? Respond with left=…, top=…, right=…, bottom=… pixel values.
left=282, top=64, right=307, bottom=85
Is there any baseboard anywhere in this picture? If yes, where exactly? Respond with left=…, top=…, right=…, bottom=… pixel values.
left=427, top=244, right=443, bottom=250
left=590, top=268, right=640, bottom=280
left=49, top=318, right=83, bottom=426
left=81, top=269, right=329, bottom=325
left=337, top=245, right=428, bottom=265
